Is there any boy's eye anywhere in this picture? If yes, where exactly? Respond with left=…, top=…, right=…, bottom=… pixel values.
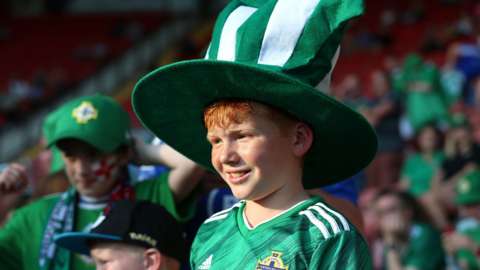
left=236, top=133, right=250, bottom=140
left=208, top=137, right=222, bottom=145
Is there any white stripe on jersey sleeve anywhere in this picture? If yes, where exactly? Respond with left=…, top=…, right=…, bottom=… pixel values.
left=309, top=205, right=341, bottom=234
left=316, top=202, right=350, bottom=231
left=204, top=213, right=229, bottom=223
left=300, top=210, right=331, bottom=239
left=203, top=202, right=242, bottom=223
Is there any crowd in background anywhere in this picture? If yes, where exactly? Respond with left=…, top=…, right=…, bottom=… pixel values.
left=0, top=0, right=480, bottom=269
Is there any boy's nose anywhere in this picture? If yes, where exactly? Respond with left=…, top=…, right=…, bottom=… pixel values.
left=219, top=142, right=239, bottom=165
left=74, top=156, right=95, bottom=176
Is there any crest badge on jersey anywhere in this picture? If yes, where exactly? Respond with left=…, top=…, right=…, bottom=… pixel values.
left=256, top=251, right=289, bottom=270
left=72, top=101, right=98, bottom=124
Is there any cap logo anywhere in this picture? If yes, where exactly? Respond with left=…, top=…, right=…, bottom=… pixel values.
left=129, top=232, right=157, bottom=247
left=459, top=179, right=471, bottom=194
left=72, top=101, right=98, bottom=124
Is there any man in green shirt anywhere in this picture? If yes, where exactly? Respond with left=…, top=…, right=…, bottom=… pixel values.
left=0, top=94, right=204, bottom=270
left=443, top=170, right=480, bottom=270
left=131, top=0, right=377, bottom=269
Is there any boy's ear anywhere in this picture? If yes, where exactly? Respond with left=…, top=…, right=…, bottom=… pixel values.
left=291, top=123, right=313, bottom=157
left=144, top=248, right=162, bottom=270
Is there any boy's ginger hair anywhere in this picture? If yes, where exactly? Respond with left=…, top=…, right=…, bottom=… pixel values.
left=203, top=100, right=303, bottom=134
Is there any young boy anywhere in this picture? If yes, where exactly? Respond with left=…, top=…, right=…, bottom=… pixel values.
left=131, top=0, right=376, bottom=268
left=54, top=200, right=186, bottom=270
left=0, top=94, right=203, bottom=270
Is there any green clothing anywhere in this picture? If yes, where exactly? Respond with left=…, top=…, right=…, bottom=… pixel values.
left=401, top=152, right=444, bottom=197
left=190, top=197, right=372, bottom=270
left=0, top=173, right=192, bottom=270
left=393, top=54, right=448, bottom=131
left=455, top=219, right=480, bottom=270
left=385, top=223, right=445, bottom=270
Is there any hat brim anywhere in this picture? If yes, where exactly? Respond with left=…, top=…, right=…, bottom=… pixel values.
left=54, top=232, right=121, bottom=255
left=48, top=130, right=120, bottom=153
left=132, top=60, right=377, bottom=188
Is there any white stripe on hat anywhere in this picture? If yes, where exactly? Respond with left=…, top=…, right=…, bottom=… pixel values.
left=258, top=0, right=320, bottom=66
left=217, top=6, right=257, bottom=61
left=315, top=46, right=341, bottom=93
left=204, top=43, right=212, bottom=59
left=300, top=209, right=331, bottom=239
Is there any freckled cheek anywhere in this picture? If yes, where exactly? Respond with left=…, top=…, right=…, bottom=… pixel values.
left=210, top=149, right=222, bottom=172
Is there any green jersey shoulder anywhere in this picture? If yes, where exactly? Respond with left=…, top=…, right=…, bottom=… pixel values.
left=191, top=197, right=372, bottom=270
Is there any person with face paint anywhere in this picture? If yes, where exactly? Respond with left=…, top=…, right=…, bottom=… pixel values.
left=0, top=94, right=204, bottom=270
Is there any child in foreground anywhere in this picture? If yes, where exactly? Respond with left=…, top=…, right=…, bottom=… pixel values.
left=131, top=0, right=377, bottom=268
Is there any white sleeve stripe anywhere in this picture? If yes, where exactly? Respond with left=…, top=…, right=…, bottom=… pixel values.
left=204, top=213, right=229, bottom=223
left=316, top=202, right=350, bottom=231
left=217, top=6, right=257, bottom=61
left=209, top=202, right=242, bottom=218
left=300, top=210, right=331, bottom=239
left=258, top=0, right=321, bottom=66
left=309, top=205, right=341, bottom=234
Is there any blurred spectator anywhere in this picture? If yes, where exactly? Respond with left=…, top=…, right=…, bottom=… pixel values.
left=393, top=54, right=449, bottom=137
left=358, top=188, right=383, bottom=268
left=442, top=50, right=466, bottom=106
left=399, top=124, right=448, bottom=229
left=336, top=73, right=368, bottom=109
left=443, top=169, right=480, bottom=269
left=432, top=115, right=480, bottom=225
left=374, top=190, right=445, bottom=270
left=464, top=77, right=480, bottom=144
left=399, top=125, right=443, bottom=197
left=446, top=36, right=480, bottom=105
left=363, top=69, right=403, bottom=189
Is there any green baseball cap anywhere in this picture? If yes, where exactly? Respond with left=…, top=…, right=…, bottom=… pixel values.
left=45, top=94, right=131, bottom=153
left=132, top=0, right=377, bottom=188
left=43, top=108, right=65, bottom=173
left=456, top=170, right=480, bottom=205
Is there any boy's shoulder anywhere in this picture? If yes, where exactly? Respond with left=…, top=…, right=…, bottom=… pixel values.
left=16, top=192, right=62, bottom=215
left=196, top=197, right=357, bottom=242
left=298, top=198, right=354, bottom=240
left=200, top=201, right=243, bottom=227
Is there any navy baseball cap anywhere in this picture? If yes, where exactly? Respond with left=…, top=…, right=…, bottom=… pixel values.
left=54, top=200, right=187, bottom=262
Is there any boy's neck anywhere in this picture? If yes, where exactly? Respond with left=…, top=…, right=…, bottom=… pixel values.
left=244, top=181, right=309, bottom=228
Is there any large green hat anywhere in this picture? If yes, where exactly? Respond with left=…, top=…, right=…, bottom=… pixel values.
left=456, top=170, right=480, bottom=205
left=132, top=0, right=377, bottom=188
left=45, top=94, right=131, bottom=153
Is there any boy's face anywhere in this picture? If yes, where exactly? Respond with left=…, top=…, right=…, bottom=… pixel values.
left=90, top=242, right=146, bottom=270
left=207, top=103, right=300, bottom=201
left=58, top=139, right=128, bottom=198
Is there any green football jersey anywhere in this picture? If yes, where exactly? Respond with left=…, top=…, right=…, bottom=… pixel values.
left=190, top=196, right=372, bottom=270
